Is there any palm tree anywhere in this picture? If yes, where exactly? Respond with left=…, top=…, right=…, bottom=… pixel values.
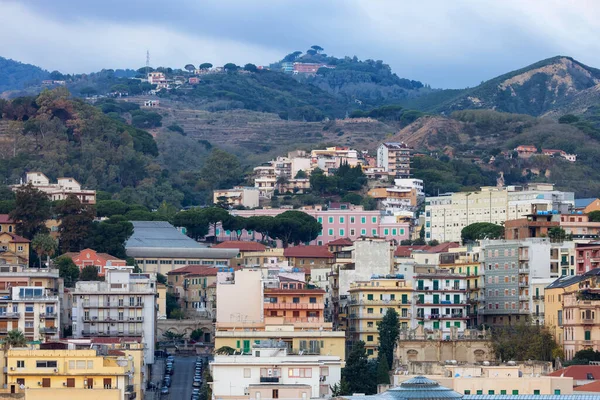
left=5, top=330, right=27, bottom=349
left=31, top=233, right=58, bottom=268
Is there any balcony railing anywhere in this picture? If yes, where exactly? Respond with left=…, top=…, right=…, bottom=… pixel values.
left=518, top=268, right=529, bottom=274
left=532, top=295, right=545, bottom=301
left=260, top=377, right=280, bottom=383
left=39, top=312, right=57, bottom=318
left=39, top=327, right=58, bottom=334
left=282, top=317, right=322, bottom=324
left=581, top=318, right=595, bottom=324
left=519, top=282, right=529, bottom=288
left=0, top=313, right=20, bottom=319
left=348, top=299, right=411, bottom=306
left=519, top=295, right=529, bottom=301
left=264, top=303, right=323, bottom=310
left=125, top=385, right=134, bottom=393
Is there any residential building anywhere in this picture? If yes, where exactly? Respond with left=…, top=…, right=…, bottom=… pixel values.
left=217, top=206, right=411, bottom=245
left=11, top=172, right=96, bottom=204
left=574, top=198, right=600, bottom=214
left=549, top=365, right=600, bottom=388
left=283, top=246, right=334, bottom=269
left=213, top=241, right=267, bottom=265
left=425, top=184, right=575, bottom=242
left=574, top=243, right=600, bottom=274
left=237, top=248, right=285, bottom=268
left=310, top=147, right=360, bottom=175
left=376, top=142, right=412, bottom=178
left=71, top=267, right=157, bottom=366
left=143, top=99, right=159, bottom=107
left=380, top=178, right=424, bottom=212
left=542, top=148, right=577, bottom=162
left=515, top=145, right=538, bottom=158
left=252, top=151, right=312, bottom=198
left=213, top=187, right=260, bottom=209
left=0, top=232, right=30, bottom=265
left=210, top=341, right=342, bottom=400
left=4, top=348, right=137, bottom=400
left=0, top=214, right=15, bottom=234
left=277, top=178, right=310, bottom=194
left=530, top=278, right=554, bottom=325
left=147, top=71, right=166, bottom=85
left=61, top=249, right=126, bottom=276
left=347, top=276, right=413, bottom=357
left=215, top=269, right=345, bottom=359
left=414, top=270, right=468, bottom=336
left=0, top=286, right=60, bottom=342
left=505, top=212, right=600, bottom=241
left=125, top=221, right=238, bottom=274
left=293, top=62, right=333, bottom=75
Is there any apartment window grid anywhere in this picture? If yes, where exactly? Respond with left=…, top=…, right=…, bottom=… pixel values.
left=483, top=245, right=519, bottom=315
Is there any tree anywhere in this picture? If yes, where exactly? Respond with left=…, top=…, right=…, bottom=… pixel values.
left=55, top=256, right=80, bottom=287
left=96, top=200, right=130, bottom=217
left=223, top=63, right=239, bottom=72
left=244, top=63, right=258, bottom=73
left=428, top=239, right=440, bottom=246
left=190, top=329, right=203, bottom=341
left=245, top=216, right=275, bottom=243
left=222, top=215, right=247, bottom=240
left=330, top=380, right=351, bottom=396
left=84, top=216, right=134, bottom=259
left=377, top=308, right=399, bottom=370
left=55, top=194, right=95, bottom=252
left=201, top=207, right=230, bottom=239
left=31, top=233, right=58, bottom=268
left=342, top=341, right=376, bottom=394
left=5, top=329, right=27, bottom=348
left=10, top=183, right=51, bottom=239
left=198, top=149, right=243, bottom=190
left=548, top=227, right=567, bottom=241
left=461, top=222, right=504, bottom=244
left=376, top=356, right=390, bottom=384
left=170, top=309, right=185, bottom=319
left=573, top=348, right=600, bottom=363
left=163, top=330, right=185, bottom=340
left=173, top=208, right=209, bottom=240
left=166, top=292, right=181, bottom=318
left=311, top=45, right=324, bottom=53
left=80, top=265, right=101, bottom=281
left=295, top=170, right=307, bottom=179
left=490, top=323, right=558, bottom=361
left=272, top=210, right=321, bottom=247
left=341, top=192, right=363, bottom=205
left=361, top=196, right=377, bottom=211
left=199, top=63, right=213, bottom=70
left=588, top=210, right=600, bottom=222
left=200, top=368, right=213, bottom=400
left=184, top=64, right=196, bottom=72
left=157, top=273, right=167, bottom=285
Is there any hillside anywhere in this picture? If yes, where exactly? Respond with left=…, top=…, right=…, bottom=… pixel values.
left=408, top=56, right=600, bottom=116
left=390, top=109, right=600, bottom=196
left=0, top=57, right=49, bottom=93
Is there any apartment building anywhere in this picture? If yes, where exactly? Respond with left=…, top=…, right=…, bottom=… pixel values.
left=215, top=269, right=345, bottom=359
left=167, top=265, right=223, bottom=318
left=575, top=243, right=600, bottom=274
left=376, top=142, right=411, bottom=178
left=71, top=267, right=157, bottom=366
left=505, top=212, right=600, bottom=241
left=4, top=348, right=137, bottom=400
left=0, top=232, right=30, bottom=266
left=62, top=249, right=126, bottom=276
left=0, top=287, right=60, bottom=342
left=0, top=214, right=15, bottom=234
left=425, top=184, right=575, bottom=242
left=310, top=147, right=360, bottom=175
left=126, top=221, right=238, bottom=274
left=210, top=341, right=342, bottom=400
left=213, top=186, right=260, bottom=209
left=347, top=276, right=413, bottom=357
left=414, top=271, right=468, bottom=336
left=220, top=206, right=411, bottom=245
left=545, top=269, right=600, bottom=360
left=11, top=172, right=96, bottom=204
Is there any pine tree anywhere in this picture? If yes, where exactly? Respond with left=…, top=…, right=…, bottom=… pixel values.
left=376, top=356, right=390, bottom=384
left=378, top=308, right=400, bottom=370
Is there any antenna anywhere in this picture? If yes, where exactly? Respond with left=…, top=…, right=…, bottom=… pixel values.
left=145, top=50, right=150, bottom=76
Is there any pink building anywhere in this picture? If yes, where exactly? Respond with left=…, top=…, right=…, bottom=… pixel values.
left=213, top=207, right=411, bottom=245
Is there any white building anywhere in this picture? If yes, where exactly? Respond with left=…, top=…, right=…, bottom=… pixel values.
left=425, top=184, right=575, bottom=242
left=376, top=142, right=411, bottom=178
left=11, top=172, right=96, bottom=204
left=71, top=267, right=157, bottom=365
left=213, top=187, right=260, bottom=209
left=210, top=341, right=342, bottom=400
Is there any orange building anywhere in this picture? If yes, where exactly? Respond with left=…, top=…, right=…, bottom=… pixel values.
left=264, top=277, right=326, bottom=328
left=62, top=248, right=126, bottom=276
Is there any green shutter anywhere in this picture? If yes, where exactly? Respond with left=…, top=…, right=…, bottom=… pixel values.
left=433, top=321, right=439, bottom=329
left=402, top=294, right=408, bottom=304
left=433, top=294, right=439, bottom=304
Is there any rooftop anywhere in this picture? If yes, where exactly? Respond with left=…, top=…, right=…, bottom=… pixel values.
left=327, top=238, right=354, bottom=246
left=546, top=268, right=600, bottom=289
left=575, top=198, right=598, bottom=209
left=212, top=241, right=266, bottom=252
left=126, top=221, right=204, bottom=249
left=0, top=214, right=14, bottom=224
left=548, top=365, right=600, bottom=380
left=574, top=380, right=600, bottom=392
left=284, top=245, right=334, bottom=259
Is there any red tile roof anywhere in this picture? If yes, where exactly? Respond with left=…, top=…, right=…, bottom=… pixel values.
left=327, top=238, right=353, bottom=246
left=428, top=242, right=460, bottom=253
left=575, top=380, right=600, bottom=392
left=2, top=233, right=30, bottom=243
left=548, top=365, right=600, bottom=380
left=167, top=265, right=219, bottom=276
left=0, top=214, right=14, bottom=224
left=394, top=245, right=430, bottom=257
left=284, top=245, right=334, bottom=259
left=213, top=241, right=266, bottom=252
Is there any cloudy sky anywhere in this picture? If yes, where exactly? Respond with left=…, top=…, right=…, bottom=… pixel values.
left=1, top=0, right=599, bottom=88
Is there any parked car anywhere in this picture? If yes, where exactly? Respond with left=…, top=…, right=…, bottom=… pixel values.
left=167, top=355, right=175, bottom=364
left=161, top=386, right=169, bottom=395
left=163, top=378, right=171, bottom=388
left=192, top=378, right=201, bottom=387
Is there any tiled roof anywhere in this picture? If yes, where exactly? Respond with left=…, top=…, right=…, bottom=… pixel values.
left=0, top=214, right=14, bottom=224
left=3, top=233, right=30, bottom=243
left=428, top=242, right=460, bottom=253
left=167, top=266, right=219, bottom=276
left=548, top=365, right=600, bottom=380
left=213, top=241, right=266, bottom=252
left=575, top=380, right=600, bottom=392
left=394, top=245, right=430, bottom=257
left=284, top=245, right=334, bottom=258
left=327, top=238, right=353, bottom=246
left=64, top=249, right=124, bottom=261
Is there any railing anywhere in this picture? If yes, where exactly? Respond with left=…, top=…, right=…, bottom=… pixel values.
left=519, top=295, right=529, bottom=301
left=519, top=282, right=529, bottom=288
left=260, top=377, right=279, bottom=383
left=0, top=313, right=20, bottom=319
left=581, top=318, right=595, bottom=324
left=532, top=295, right=545, bottom=301
left=518, top=268, right=529, bottom=273
left=39, top=312, right=57, bottom=318
left=264, top=303, right=323, bottom=310
left=282, top=317, right=322, bottom=324
left=39, top=327, right=58, bottom=334
left=125, top=385, right=134, bottom=393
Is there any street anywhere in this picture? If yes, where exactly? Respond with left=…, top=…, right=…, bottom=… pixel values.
left=165, top=356, right=196, bottom=400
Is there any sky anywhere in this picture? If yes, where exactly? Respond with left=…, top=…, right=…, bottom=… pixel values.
left=1, top=0, right=599, bottom=89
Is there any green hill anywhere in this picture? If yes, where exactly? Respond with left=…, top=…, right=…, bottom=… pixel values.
left=0, top=56, right=49, bottom=93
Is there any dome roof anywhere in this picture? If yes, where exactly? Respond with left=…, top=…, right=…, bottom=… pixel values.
left=382, top=376, right=463, bottom=399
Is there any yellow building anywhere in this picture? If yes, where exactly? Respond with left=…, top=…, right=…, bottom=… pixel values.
left=0, top=232, right=30, bottom=266
left=347, top=277, right=413, bottom=358
left=0, top=214, right=16, bottom=234
left=4, top=348, right=136, bottom=400
left=156, top=283, right=167, bottom=320
left=545, top=270, right=600, bottom=359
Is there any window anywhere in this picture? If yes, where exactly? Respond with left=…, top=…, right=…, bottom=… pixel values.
left=340, top=229, right=345, bottom=236
left=512, top=390, right=519, bottom=395
left=17, top=246, right=23, bottom=252
left=328, top=217, right=334, bottom=223
left=340, top=217, right=345, bottom=223
left=103, top=378, right=112, bottom=389
left=361, top=217, right=366, bottom=224
left=273, top=389, right=279, bottom=399
left=585, top=330, right=591, bottom=340
left=350, top=216, right=355, bottom=223
left=292, top=297, right=300, bottom=303
left=42, top=378, right=50, bottom=388
left=67, top=378, right=75, bottom=388
left=464, top=391, right=471, bottom=395
left=476, top=390, right=483, bottom=395
left=488, top=390, right=495, bottom=395
left=361, top=229, right=366, bottom=235
left=372, top=229, right=377, bottom=236
left=384, top=229, right=389, bottom=236
left=320, top=367, right=329, bottom=376
left=367, top=294, right=373, bottom=300
left=17, top=360, right=24, bottom=368
left=367, top=335, right=373, bottom=342
left=328, top=229, right=334, bottom=236
left=500, top=390, right=506, bottom=395
left=317, top=217, right=323, bottom=223
left=36, top=361, right=58, bottom=368
left=554, top=390, right=561, bottom=395
left=367, top=308, right=374, bottom=314
left=533, top=390, right=540, bottom=395
left=392, top=228, right=397, bottom=236
left=372, top=217, right=377, bottom=223
left=288, top=368, right=312, bottom=378
left=400, top=228, right=405, bottom=235
left=350, top=229, right=355, bottom=236
left=367, top=349, right=374, bottom=355
left=309, top=297, right=317, bottom=304
left=243, top=368, right=251, bottom=378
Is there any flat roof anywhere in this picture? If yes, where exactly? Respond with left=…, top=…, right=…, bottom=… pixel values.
left=126, top=221, right=206, bottom=249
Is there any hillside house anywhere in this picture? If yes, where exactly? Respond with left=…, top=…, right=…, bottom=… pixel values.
left=61, top=248, right=126, bottom=276
left=11, top=172, right=96, bottom=204
left=515, top=145, right=538, bottom=158
left=143, top=99, right=159, bottom=107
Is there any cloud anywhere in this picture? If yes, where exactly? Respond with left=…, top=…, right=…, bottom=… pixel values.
left=2, top=0, right=600, bottom=88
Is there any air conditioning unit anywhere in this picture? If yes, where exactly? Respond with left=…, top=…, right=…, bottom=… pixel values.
left=54, top=368, right=58, bottom=373
left=63, top=382, right=67, bottom=386
left=267, top=369, right=273, bottom=376
left=9, top=367, right=14, bottom=371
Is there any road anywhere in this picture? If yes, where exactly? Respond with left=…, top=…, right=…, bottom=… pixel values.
left=167, top=356, right=196, bottom=400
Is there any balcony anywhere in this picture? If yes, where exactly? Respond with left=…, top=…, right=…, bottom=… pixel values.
left=518, top=268, right=529, bottom=274
left=39, top=312, right=57, bottom=319
left=0, top=313, right=20, bottom=319
left=264, top=303, right=323, bottom=310
left=260, top=377, right=280, bottom=383
left=125, top=385, right=134, bottom=393
left=582, top=318, right=595, bottom=324
left=282, top=317, right=322, bottom=324
left=519, top=282, right=529, bottom=288
left=39, top=327, right=58, bottom=334
left=532, top=295, right=545, bottom=301
left=519, top=295, right=529, bottom=301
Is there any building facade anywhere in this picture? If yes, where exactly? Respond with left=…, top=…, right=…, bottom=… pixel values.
left=11, top=172, right=96, bottom=204
left=213, top=187, right=260, bottom=209
left=62, top=249, right=126, bottom=276
left=0, top=287, right=60, bottom=342
left=376, top=142, right=411, bottom=178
